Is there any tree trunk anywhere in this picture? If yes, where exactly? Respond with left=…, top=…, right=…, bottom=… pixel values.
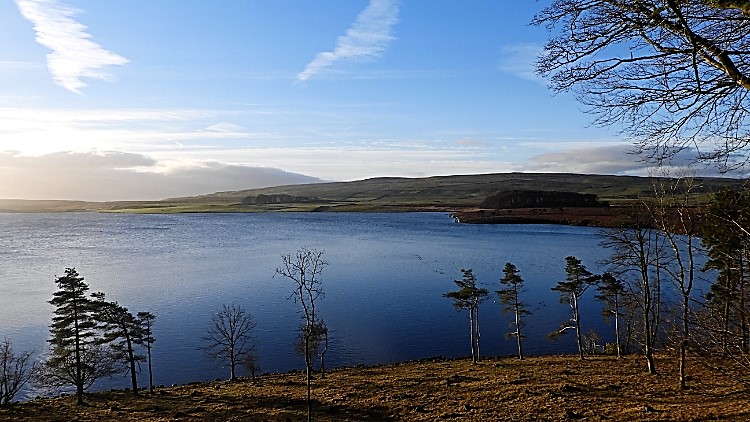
left=641, top=243, right=657, bottom=375
left=468, top=309, right=476, bottom=363
left=614, top=297, right=622, bottom=358
left=147, top=341, right=154, bottom=393
left=475, top=305, right=481, bottom=362
left=722, top=265, right=732, bottom=353
left=573, top=294, right=584, bottom=360
left=320, top=329, right=328, bottom=378
left=305, top=329, right=312, bottom=422
left=679, top=300, right=688, bottom=389
left=644, top=303, right=657, bottom=374
left=125, top=333, right=139, bottom=396
left=515, top=307, right=524, bottom=360
left=741, top=253, right=749, bottom=353
left=73, top=298, right=84, bottom=405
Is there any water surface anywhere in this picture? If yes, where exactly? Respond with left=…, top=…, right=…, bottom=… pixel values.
left=0, top=212, right=615, bottom=395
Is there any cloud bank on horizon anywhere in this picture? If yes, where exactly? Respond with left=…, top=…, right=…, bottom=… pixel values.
left=15, top=0, right=128, bottom=93
left=297, top=0, right=399, bottom=81
left=0, top=143, right=713, bottom=201
left=0, top=151, right=322, bottom=201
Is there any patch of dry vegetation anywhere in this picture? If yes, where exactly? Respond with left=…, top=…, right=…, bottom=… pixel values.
left=2, top=355, right=748, bottom=421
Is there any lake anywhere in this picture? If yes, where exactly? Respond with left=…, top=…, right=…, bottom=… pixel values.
left=0, top=212, right=619, bottom=397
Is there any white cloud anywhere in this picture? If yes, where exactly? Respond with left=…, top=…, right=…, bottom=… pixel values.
left=297, top=0, right=399, bottom=81
left=15, top=0, right=128, bottom=93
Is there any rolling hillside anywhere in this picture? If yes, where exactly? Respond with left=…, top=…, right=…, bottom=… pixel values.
left=0, top=173, right=743, bottom=213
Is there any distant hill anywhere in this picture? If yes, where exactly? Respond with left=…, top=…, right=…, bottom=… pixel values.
left=0, top=173, right=743, bottom=213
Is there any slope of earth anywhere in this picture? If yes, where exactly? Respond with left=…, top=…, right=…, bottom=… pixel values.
left=0, top=173, right=742, bottom=214
left=3, top=355, right=748, bottom=421
left=169, top=172, right=739, bottom=209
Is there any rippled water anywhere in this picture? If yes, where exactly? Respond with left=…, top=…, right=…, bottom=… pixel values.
left=0, top=212, right=616, bottom=395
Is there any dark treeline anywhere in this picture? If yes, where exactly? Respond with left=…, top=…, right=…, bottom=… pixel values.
left=480, top=190, right=607, bottom=209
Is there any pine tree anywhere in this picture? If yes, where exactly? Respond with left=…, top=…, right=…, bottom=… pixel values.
left=92, top=293, right=144, bottom=396
left=444, top=269, right=489, bottom=363
left=595, top=272, right=626, bottom=358
left=550, top=257, right=599, bottom=360
left=497, top=262, right=531, bottom=360
left=137, top=311, right=156, bottom=393
left=39, top=268, right=118, bottom=405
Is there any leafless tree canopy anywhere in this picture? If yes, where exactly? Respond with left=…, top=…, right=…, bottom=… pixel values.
left=202, top=304, right=256, bottom=380
left=534, top=1, right=750, bottom=169
left=0, top=339, right=33, bottom=405
left=276, top=247, right=327, bottom=422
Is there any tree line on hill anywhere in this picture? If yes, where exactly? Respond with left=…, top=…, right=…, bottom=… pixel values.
left=479, top=190, right=607, bottom=209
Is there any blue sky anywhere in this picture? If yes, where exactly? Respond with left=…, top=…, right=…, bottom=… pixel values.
left=0, top=0, right=655, bottom=201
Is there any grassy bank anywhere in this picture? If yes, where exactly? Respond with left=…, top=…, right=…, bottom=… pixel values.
left=2, top=354, right=748, bottom=421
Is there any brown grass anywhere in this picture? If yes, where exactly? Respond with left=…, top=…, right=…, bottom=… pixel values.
left=2, top=354, right=748, bottom=421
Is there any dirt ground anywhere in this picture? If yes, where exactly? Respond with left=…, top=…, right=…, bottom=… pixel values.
left=2, top=354, right=748, bottom=421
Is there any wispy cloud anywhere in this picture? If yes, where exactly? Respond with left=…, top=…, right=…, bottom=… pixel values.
left=497, top=43, right=546, bottom=84
left=297, top=0, right=399, bottom=81
left=523, top=144, right=724, bottom=176
left=0, top=61, right=39, bottom=72
left=15, top=0, right=128, bottom=93
left=456, top=139, right=493, bottom=148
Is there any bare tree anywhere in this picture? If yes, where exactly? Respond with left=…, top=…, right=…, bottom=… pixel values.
left=202, top=304, right=256, bottom=381
left=534, top=1, right=750, bottom=169
left=276, top=247, right=326, bottom=422
left=294, top=320, right=328, bottom=377
left=35, top=343, right=120, bottom=399
left=0, top=338, right=33, bottom=405
left=600, top=206, right=666, bottom=374
left=651, top=172, right=702, bottom=388
left=243, top=351, right=260, bottom=382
